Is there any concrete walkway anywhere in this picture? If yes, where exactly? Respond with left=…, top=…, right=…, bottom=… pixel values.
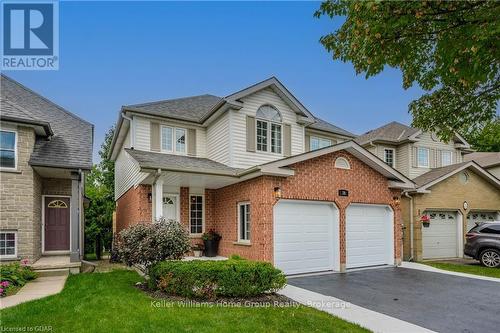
left=401, top=261, right=500, bottom=283
left=0, top=275, right=67, bottom=310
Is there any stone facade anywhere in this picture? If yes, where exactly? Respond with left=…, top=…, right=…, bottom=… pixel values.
left=402, top=168, right=500, bottom=261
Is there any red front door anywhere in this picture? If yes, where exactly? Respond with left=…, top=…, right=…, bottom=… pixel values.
left=44, top=197, right=70, bottom=251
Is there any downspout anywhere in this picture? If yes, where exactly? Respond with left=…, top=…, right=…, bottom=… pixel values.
left=404, top=192, right=414, bottom=261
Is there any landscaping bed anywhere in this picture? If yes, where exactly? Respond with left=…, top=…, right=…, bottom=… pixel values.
left=0, top=261, right=37, bottom=297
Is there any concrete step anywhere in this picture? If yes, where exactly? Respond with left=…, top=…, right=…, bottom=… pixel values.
left=34, top=268, right=70, bottom=277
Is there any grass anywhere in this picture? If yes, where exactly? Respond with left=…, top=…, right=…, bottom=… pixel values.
left=0, top=269, right=369, bottom=333
left=423, top=262, right=500, bottom=278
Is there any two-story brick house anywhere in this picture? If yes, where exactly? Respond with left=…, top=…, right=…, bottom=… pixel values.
left=356, top=122, right=500, bottom=261
left=0, top=75, right=93, bottom=269
left=110, top=77, right=414, bottom=274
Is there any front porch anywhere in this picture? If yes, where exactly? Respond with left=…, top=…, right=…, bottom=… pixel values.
left=30, top=255, right=81, bottom=275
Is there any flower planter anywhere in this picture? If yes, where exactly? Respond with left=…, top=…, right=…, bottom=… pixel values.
left=422, top=222, right=430, bottom=228
left=203, top=239, right=220, bottom=257
left=193, top=250, right=203, bottom=257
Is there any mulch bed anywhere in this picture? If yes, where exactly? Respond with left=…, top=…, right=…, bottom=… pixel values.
left=136, top=283, right=299, bottom=307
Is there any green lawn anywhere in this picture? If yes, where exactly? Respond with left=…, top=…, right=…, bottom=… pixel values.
left=423, top=262, right=500, bottom=278
left=0, top=270, right=369, bottom=333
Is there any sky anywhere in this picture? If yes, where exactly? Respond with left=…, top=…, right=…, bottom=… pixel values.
left=4, top=1, right=424, bottom=163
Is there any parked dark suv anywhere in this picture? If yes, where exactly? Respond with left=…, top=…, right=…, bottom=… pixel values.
left=464, top=222, right=500, bottom=268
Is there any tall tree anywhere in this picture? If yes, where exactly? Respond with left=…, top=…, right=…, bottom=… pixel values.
left=315, top=0, right=500, bottom=141
left=468, top=117, right=500, bottom=152
left=85, top=126, right=115, bottom=259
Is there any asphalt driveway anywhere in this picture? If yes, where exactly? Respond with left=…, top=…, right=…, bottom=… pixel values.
left=288, top=267, right=500, bottom=333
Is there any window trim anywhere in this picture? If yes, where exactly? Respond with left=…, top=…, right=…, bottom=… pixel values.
left=417, top=147, right=430, bottom=168
left=441, top=150, right=453, bottom=166
left=310, top=136, right=332, bottom=151
left=334, top=157, right=351, bottom=169
left=237, top=202, right=251, bottom=243
left=0, top=231, right=17, bottom=259
left=160, top=125, right=187, bottom=155
left=256, top=119, right=282, bottom=155
left=189, top=194, right=204, bottom=236
left=0, top=129, right=17, bottom=171
left=383, top=148, right=396, bottom=168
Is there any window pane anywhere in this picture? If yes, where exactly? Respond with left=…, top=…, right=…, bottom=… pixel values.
left=0, top=131, right=15, bottom=150
left=175, top=128, right=186, bottom=153
left=240, top=205, right=246, bottom=240
left=384, top=149, right=394, bottom=167
left=481, top=226, right=500, bottom=234
left=310, top=137, right=320, bottom=151
left=271, top=124, right=281, bottom=154
left=319, top=138, right=332, bottom=149
left=190, top=196, right=203, bottom=234
left=161, top=127, right=173, bottom=151
left=0, top=232, right=15, bottom=256
left=245, top=204, right=251, bottom=240
left=256, top=121, right=268, bottom=151
left=418, top=148, right=429, bottom=167
left=441, top=151, right=452, bottom=166
left=256, top=105, right=281, bottom=122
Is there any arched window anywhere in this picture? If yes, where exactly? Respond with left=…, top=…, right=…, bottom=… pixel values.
left=256, top=105, right=282, bottom=154
left=334, top=157, right=351, bottom=170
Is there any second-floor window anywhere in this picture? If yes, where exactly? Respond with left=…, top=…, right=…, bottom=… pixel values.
left=384, top=148, right=395, bottom=168
left=161, top=126, right=186, bottom=154
left=417, top=147, right=430, bottom=168
left=310, top=136, right=332, bottom=151
left=0, top=130, right=16, bottom=169
left=441, top=151, right=453, bottom=166
left=256, top=105, right=282, bottom=154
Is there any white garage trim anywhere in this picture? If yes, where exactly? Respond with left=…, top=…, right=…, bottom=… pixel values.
left=346, top=204, right=395, bottom=269
left=273, top=200, right=340, bottom=275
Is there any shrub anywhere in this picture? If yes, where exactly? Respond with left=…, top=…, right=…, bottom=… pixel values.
left=149, top=258, right=287, bottom=299
left=115, top=218, right=191, bottom=270
left=0, top=261, right=37, bottom=297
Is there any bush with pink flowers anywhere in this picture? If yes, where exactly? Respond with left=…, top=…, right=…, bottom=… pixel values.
left=0, top=261, right=37, bottom=297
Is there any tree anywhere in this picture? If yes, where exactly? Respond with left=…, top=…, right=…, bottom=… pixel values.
left=468, top=117, right=500, bottom=152
left=315, top=0, right=500, bottom=141
left=85, top=126, right=115, bottom=260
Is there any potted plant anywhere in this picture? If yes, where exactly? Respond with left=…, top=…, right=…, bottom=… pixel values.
left=421, top=215, right=431, bottom=227
left=202, top=230, right=221, bottom=257
left=192, top=244, right=204, bottom=258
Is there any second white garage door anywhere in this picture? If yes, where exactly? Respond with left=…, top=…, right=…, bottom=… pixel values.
left=422, top=211, right=458, bottom=259
left=346, top=204, right=394, bottom=269
left=274, top=200, right=339, bottom=275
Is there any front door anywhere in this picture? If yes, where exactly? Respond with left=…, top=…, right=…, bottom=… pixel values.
left=163, top=195, right=178, bottom=221
left=44, top=197, right=70, bottom=251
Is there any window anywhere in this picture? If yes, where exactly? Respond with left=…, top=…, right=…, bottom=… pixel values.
left=161, top=126, right=186, bottom=154
left=189, top=195, right=203, bottom=234
left=417, top=147, right=429, bottom=168
left=0, top=130, right=16, bottom=169
left=310, top=136, right=332, bottom=151
left=441, top=151, right=453, bottom=166
left=384, top=148, right=395, bottom=167
left=481, top=225, right=500, bottom=235
left=0, top=232, right=17, bottom=258
left=334, top=157, right=351, bottom=169
left=238, top=203, right=251, bottom=242
left=256, top=105, right=282, bottom=153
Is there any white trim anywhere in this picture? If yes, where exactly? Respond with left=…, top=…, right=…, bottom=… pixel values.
left=383, top=147, right=396, bottom=168
left=42, top=195, right=71, bottom=254
left=417, top=147, right=430, bottom=168
left=334, top=157, right=351, bottom=169
left=457, top=211, right=464, bottom=258
left=162, top=193, right=180, bottom=222
left=160, top=125, right=188, bottom=155
left=0, top=128, right=18, bottom=172
left=0, top=230, right=18, bottom=259
left=189, top=193, right=205, bottom=236
left=237, top=202, right=251, bottom=243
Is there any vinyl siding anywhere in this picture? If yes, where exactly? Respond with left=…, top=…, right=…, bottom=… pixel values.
left=206, top=112, right=230, bottom=165
left=115, top=134, right=148, bottom=200
left=229, top=88, right=304, bottom=169
left=396, top=143, right=411, bottom=177
left=135, top=116, right=150, bottom=151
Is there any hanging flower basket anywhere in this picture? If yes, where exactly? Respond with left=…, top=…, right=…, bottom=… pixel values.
left=421, top=215, right=431, bottom=227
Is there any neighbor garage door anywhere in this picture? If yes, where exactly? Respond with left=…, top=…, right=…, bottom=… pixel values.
left=346, top=204, right=394, bottom=269
left=274, top=200, right=338, bottom=275
left=467, top=212, right=499, bottom=233
left=422, top=211, right=458, bottom=259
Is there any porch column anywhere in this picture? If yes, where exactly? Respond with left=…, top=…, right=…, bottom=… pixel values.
left=70, top=172, right=80, bottom=262
left=154, top=179, right=164, bottom=221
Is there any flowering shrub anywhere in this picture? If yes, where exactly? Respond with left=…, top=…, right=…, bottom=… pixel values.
left=115, top=218, right=191, bottom=270
left=0, top=261, right=37, bottom=297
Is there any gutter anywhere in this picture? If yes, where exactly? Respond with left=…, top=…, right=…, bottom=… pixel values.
left=404, top=192, right=414, bottom=261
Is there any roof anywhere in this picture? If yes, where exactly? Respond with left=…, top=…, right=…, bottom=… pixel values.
left=411, top=161, right=500, bottom=191
left=0, top=98, right=53, bottom=136
left=0, top=74, right=94, bottom=170
left=125, top=148, right=243, bottom=176
left=463, top=152, right=500, bottom=168
left=307, top=117, right=356, bottom=138
left=356, top=121, right=420, bottom=145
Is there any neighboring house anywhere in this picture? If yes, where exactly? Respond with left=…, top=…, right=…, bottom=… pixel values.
left=357, top=122, right=500, bottom=261
left=463, top=152, right=500, bottom=178
left=0, top=75, right=93, bottom=267
left=110, top=77, right=414, bottom=274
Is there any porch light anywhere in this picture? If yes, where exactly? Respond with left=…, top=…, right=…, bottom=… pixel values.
left=392, top=196, right=400, bottom=205
left=147, top=192, right=152, bottom=203
left=273, top=187, right=282, bottom=199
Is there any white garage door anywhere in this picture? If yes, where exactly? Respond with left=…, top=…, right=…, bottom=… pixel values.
left=422, top=211, right=458, bottom=259
left=467, top=212, right=499, bottom=232
left=274, top=200, right=338, bottom=275
left=346, top=204, right=394, bottom=269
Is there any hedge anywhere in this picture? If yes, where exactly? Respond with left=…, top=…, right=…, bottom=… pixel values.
left=149, top=257, right=286, bottom=299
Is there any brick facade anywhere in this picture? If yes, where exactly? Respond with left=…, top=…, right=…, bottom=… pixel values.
left=115, top=184, right=152, bottom=233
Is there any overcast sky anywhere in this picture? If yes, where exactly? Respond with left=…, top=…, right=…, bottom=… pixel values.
left=4, top=1, right=424, bottom=162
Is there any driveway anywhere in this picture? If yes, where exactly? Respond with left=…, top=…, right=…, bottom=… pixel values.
left=287, top=267, right=500, bottom=333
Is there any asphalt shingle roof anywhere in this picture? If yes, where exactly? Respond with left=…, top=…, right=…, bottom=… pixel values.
left=356, top=121, right=420, bottom=144
left=308, top=117, right=355, bottom=137
left=125, top=148, right=242, bottom=175
left=412, top=162, right=468, bottom=187
left=463, top=152, right=500, bottom=168
left=0, top=75, right=93, bottom=170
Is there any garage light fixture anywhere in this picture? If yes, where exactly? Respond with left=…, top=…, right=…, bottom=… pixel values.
left=273, top=187, right=282, bottom=199
left=392, top=196, right=400, bottom=205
